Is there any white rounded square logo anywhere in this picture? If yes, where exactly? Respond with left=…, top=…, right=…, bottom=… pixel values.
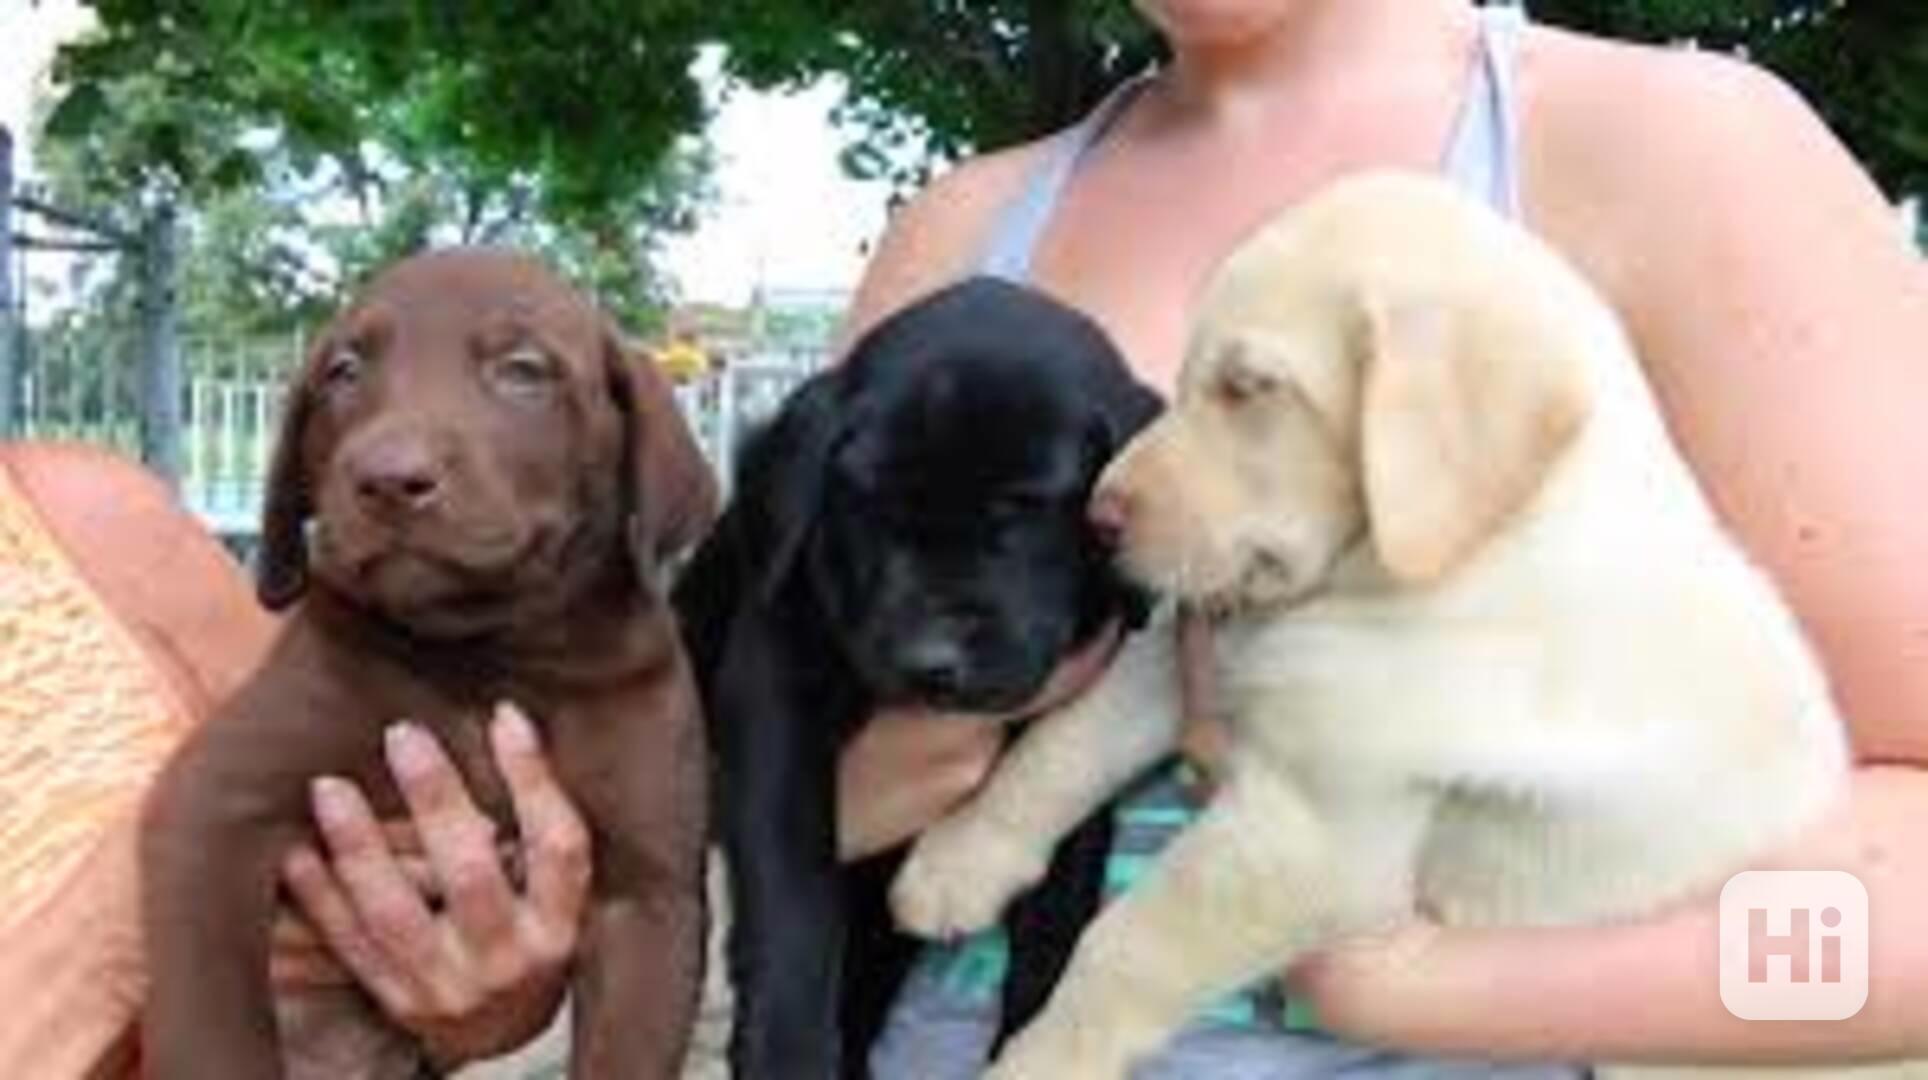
left=1719, top=870, right=1868, bottom=1021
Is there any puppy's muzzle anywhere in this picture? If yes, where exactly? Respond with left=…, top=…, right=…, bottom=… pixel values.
left=894, top=633, right=973, bottom=700
left=346, top=429, right=446, bottom=521
left=1087, top=485, right=1132, bottom=549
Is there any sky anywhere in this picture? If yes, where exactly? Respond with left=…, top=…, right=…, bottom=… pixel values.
left=0, top=0, right=895, bottom=309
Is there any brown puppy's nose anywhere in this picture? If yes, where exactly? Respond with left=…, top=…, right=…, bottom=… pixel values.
left=351, top=434, right=444, bottom=516
left=1088, top=485, right=1133, bottom=547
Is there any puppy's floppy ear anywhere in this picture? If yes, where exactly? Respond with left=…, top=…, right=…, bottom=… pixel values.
left=604, top=332, right=720, bottom=583
left=256, top=341, right=324, bottom=611
left=1085, top=355, right=1165, bottom=457
left=1359, top=292, right=1591, bottom=583
left=738, top=370, right=847, bottom=602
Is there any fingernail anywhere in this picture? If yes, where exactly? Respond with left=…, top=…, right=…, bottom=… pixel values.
left=493, top=701, right=538, bottom=754
left=311, top=776, right=354, bottom=825
left=385, top=722, right=435, bottom=778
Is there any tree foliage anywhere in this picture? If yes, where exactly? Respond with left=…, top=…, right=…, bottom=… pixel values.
left=47, top=0, right=714, bottom=224
left=701, top=0, right=1927, bottom=195
left=711, top=0, right=1165, bottom=187
left=39, top=0, right=1926, bottom=295
left=49, top=0, right=1928, bottom=206
left=32, top=7, right=716, bottom=340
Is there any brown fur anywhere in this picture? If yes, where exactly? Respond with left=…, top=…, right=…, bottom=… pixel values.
left=139, top=249, right=717, bottom=1079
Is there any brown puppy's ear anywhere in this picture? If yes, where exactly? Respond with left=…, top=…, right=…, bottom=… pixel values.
left=605, top=333, right=719, bottom=583
left=256, top=345, right=322, bottom=611
left=1359, top=292, right=1592, bottom=583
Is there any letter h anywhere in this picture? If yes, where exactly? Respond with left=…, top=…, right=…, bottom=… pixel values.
left=1749, top=907, right=1809, bottom=983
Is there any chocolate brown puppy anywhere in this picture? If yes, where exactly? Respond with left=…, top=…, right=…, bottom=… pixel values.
left=140, top=248, right=717, bottom=1079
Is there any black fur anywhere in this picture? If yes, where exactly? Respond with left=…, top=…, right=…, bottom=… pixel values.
left=673, top=277, right=1162, bottom=1079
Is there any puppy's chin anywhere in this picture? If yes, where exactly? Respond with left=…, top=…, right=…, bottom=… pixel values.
left=312, top=521, right=565, bottom=637
left=319, top=515, right=537, bottom=576
left=849, top=641, right=1059, bottom=715
left=1117, top=540, right=1328, bottom=622
left=1113, top=536, right=1241, bottom=606
left=313, top=552, right=517, bottom=635
left=930, top=680, right=1044, bottom=717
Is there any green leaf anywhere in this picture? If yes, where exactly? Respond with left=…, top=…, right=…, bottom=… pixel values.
left=43, top=82, right=109, bottom=140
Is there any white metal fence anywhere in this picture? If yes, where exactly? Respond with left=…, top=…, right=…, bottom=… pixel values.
left=673, top=349, right=825, bottom=495
left=9, top=326, right=823, bottom=543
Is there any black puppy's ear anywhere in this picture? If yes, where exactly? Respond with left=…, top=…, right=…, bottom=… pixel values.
left=737, top=370, right=848, bottom=603
left=1087, top=360, right=1165, bottom=457
left=256, top=340, right=325, bottom=611
left=604, top=331, right=720, bottom=584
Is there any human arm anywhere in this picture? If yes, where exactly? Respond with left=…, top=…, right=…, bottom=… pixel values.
left=1295, top=767, right=1928, bottom=1064
left=1295, top=42, right=1928, bottom=1063
left=838, top=617, right=1127, bottom=860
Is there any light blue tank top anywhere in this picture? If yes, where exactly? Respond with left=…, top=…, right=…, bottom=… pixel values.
left=916, top=3, right=1535, bottom=1034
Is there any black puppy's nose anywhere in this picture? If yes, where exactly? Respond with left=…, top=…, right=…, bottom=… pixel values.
left=897, top=636, right=970, bottom=698
left=351, top=435, right=444, bottom=515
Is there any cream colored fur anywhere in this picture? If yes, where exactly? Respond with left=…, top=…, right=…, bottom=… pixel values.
left=889, top=172, right=1852, bottom=1079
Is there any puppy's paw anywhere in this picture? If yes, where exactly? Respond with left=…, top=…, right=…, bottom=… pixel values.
left=890, top=813, right=1046, bottom=940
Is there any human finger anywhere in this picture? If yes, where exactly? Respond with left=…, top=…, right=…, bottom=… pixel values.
left=490, top=701, right=589, bottom=963
left=1175, top=606, right=1228, bottom=798
left=277, top=841, right=418, bottom=1008
left=310, top=774, right=464, bottom=1006
left=384, top=722, right=522, bottom=979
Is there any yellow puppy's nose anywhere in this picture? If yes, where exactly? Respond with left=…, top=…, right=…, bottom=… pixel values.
left=1088, top=485, right=1133, bottom=547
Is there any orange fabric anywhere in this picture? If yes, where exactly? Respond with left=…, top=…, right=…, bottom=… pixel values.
left=0, top=453, right=212, bottom=1078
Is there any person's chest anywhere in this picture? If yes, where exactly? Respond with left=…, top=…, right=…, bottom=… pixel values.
left=1025, top=83, right=1475, bottom=395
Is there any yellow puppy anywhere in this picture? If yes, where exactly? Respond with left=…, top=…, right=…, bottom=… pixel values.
left=890, top=172, right=1853, bottom=1079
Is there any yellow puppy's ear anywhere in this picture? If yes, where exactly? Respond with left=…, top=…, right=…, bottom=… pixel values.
left=1359, top=292, right=1592, bottom=583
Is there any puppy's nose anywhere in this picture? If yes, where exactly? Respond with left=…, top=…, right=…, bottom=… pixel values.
left=898, top=636, right=970, bottom=698
left=351, top=436, right=444, bottom=515
left=1088, top=485, right=1133, bottom=547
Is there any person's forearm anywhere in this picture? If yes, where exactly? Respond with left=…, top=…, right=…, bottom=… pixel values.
left=1296, top=766, right=1928, bottom=1065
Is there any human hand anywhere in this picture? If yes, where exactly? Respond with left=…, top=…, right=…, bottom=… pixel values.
left=272, top=702, right=591, bottom=1070
left=1173, top=605, right=1229, bottom=801
left=837, top=620, right=1124, bottom=861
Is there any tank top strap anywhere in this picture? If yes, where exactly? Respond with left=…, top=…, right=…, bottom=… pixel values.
left=1441, top=3, right=1529, bottom=220
left=976, top=73, right=1156, bottom=282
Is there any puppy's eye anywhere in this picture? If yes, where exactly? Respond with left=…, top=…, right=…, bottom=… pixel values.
left=487, top=347, right=560, bottom=397
left=320, top=347, right=365, bottom=391
left=1214, top=345, right=1279, bottom=407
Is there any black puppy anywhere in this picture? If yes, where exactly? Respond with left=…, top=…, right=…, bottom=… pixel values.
left=673, top=277, right=1162, bottom=1079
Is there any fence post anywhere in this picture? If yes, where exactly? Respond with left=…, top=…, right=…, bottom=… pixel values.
left=1, top=125, right=16, bottom=437
left=138, top=201, right=183, bottom=488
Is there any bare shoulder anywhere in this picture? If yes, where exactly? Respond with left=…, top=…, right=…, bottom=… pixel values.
left=1520, top=26, right=1910, bottom=294
left=1521, top=26, right=1928, bottom=762
left=833, top=138, right=1056, bottom=356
